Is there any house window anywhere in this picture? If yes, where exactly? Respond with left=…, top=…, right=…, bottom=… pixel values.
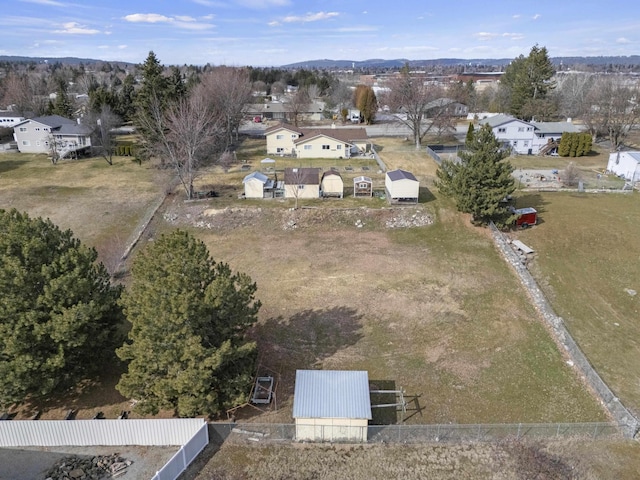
left=35, top=127, right=40, bottom=131
left=19, top=127, right=27, bottom=132
left=337, top=145, right=342, bottom=150
left=276, top=134, right=284, bottom=140
left=523, top=141, right=529, bottom=147
left=498, top=127, right=506, bottom=133
left=22, top=140, right=30, bottom=146
left=527, top=127, right=533, bottom=131
left=358, top=183, right=368, bottom=188
left=304, top=145, right=312, bottom=150
left=291, top=134, right=297, bottom=139
left=276, top=147, right=285, bottom=153
left=297, top=185, right=305, bottom=190
left=322, top=145, right=330, bottom=150
left=512, top=141, right=518, bottom=147
left=518, top=127, right=524, bottom=132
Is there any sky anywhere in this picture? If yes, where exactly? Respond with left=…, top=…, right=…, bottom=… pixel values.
left=1, top=0, right=639, bottom=67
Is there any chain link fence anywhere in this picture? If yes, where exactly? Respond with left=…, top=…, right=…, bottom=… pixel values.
left=209, top=422, right=622, bottom=445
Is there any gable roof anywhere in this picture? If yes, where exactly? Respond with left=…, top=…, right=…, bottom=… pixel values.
left=294, top=127, right=369, bottom=146
left=243, top=171, right=269, bottom=184
left=531, top=121, right=581, bottom=135
left=480, top=114, right=529, bottom=128
left=353, top=176, right=372, bottom=183
left=321, top=169, right=342, bottom=181
left=14, top=115, right=92, bottom=135
left=293, top=370, right=371, bottom=419
left=284, top=167, right=320, bottom=185
left=387, top=169, right=418, bottom=182
left=264, top=123, right=303, bottom=136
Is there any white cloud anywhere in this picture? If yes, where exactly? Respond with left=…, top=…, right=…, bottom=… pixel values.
left=533, top=14, right=541, bottom=20
left=118, top=44, right=127, bottom=49
left=124, top=13, right=173, bottom=23
left=54, top=22, right=100, bottom=34
left=616, top=37, right=631, bottom=44
left=513, top=14, right=521, bottom=19
left=202, top=14, right=215, bottom=20
left=474, top=32, right=523, bottom=41
left=236, top=0, right=290, bottom=8
left=475, top=32, right=499, bottom=41
left=20, top=0, right=67, bottom=6
left=175, top=15, right=196, bottom=22
left=281, top=12, right=339, bottom=23
left=192, top=0, right=223, bottom=6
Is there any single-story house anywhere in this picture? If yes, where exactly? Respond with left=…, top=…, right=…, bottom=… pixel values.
left=266, top=124, right=370, bottom=159
left=607, top=151, right=640, bottom=182
left=479, top=114, right=581, bottom=155
left=425, top=98, right=469, bottom=118
left=293, top=370, right=372, bottom=442
left=284, top=167, right=320, bottom=199
left=321, top=169, right=344, bottom=198
left=353, top=176, right=373, bottom=197
left=243, top=171, right=276, bottom=198
left=385, top=169, right=419, bottom=204
left=13, top=115, right=92, bottom=157
left=246, top=101, right=325, bottom=123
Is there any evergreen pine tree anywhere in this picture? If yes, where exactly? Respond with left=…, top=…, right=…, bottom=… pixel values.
left=116, top=230, right=261, bottom=417
left=466, top=122, right=475, bottom=146
left=436, top=124, right=516, bottom=227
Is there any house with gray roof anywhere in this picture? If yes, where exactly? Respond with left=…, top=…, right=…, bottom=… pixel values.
left=293, top=370, right=371, bottom=442
left=479, top=114, right=581, bottom=155
left=13, top=115, right=92, bottom=158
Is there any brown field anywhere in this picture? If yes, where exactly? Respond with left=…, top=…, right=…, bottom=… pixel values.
left=2, top=136, right=638, bottom=477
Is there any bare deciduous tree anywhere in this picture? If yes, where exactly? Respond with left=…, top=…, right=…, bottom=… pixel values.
left=86, top=105, right=121, bottom=165
left=287, top=88, right=311, bottom=127
left=582, top=76, right=640, bottom=149
left=142, top=89, right=222, bottom=199
left=383, top=69, right=446, bottom=149
left=199, top=67, right=253, bottom=149
left=559, top=161, right=582, bottom=187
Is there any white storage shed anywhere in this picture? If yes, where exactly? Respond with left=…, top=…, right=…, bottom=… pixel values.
left=385, top=169, right=419, bottom=204
left=293, top=370, right=371, bottom=442
left=607, top=151, right=640, bottom=182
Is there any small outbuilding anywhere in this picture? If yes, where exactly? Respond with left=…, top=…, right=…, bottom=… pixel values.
left=385, top=169, right=419, bottom=204
left=293, top=370, right=371, bottom=443
left=284, top=167, right=320, bottom=199
left=321, top=169, right=344, bottom=198
left=607, top=151, right=640, bottom=182
left=353, top=176, right=373, bottom=197
left=243, top=171, right=275, bottom=199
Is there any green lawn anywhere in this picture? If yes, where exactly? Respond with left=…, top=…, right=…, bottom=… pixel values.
left=515, top=191, right=640, bottom=416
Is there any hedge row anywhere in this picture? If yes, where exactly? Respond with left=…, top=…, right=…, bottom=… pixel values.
left=558, top=132, right=592, bottom=157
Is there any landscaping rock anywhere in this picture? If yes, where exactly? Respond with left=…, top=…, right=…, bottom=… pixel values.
left=44, top=453, right=132, bottom=480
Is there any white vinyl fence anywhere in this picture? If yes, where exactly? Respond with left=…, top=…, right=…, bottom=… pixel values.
left=152, top=422, right=209, bottom=480
left=0, top=418, right=205, bottom=447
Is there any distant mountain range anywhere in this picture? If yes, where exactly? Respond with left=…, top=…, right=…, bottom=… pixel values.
left=281, top=56, right=640, bottom=69
left=2, top=54, right=640, bottom=69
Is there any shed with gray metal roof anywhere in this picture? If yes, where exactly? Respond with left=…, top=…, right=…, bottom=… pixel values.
left=293, top=370, right=371, bottom=442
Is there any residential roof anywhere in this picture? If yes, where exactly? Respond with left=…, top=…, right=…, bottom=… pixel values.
left=479, top=114, right=526, bottom=128
left=321, top=169, right=342, bottom=180
left=284, top=167, right=320, bottom=185
left=531, top=121, right=581, bottom=135
left=264, top=123, right=302, bottom=135
left=615, top=151, right=640, bottom=163
left=387, top=169, right=418, bottom=182
left=294, top=127, right=369, bottom=145
left=243, top=171, right=269, bottom=184
left=14, top=115, right=91, bottom=135
left=353, top=176, right=372, bottom=183
left=293, top=370, right=372, bottom=419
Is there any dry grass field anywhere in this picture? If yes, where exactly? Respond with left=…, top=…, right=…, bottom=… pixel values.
left=3, top=136, right=640, bottom=477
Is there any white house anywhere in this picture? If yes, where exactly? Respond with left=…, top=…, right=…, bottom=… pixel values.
left=293, top=370, right=372, bottom=442
left=0, top=111, right=26, bottom=128
left=479, top=114, right=581, bottom=155
left=385, top=169, right=419, bottom=204
left=13, top=115, right=92, bottom=157
left=265, top=124, right=370, bottom=159
left=607, top=151, right=640, bottom=182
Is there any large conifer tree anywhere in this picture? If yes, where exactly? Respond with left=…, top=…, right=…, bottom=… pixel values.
left=0, top=209, right=122, bottom=408
left=436, top=124, right=516, bottom=227
left=116, top=230, right=261, bottom=417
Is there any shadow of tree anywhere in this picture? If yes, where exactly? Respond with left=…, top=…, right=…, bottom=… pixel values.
left=418, top=186, right=436, bottom=203
left=0, top=159, right=28, bottom=174
left=251, top=306, right=364, bottom=406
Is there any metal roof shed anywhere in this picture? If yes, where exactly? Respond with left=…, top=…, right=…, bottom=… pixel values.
left=293, top=370, right=371, bottom=442
left=385, top=169, right=419, bottom=204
